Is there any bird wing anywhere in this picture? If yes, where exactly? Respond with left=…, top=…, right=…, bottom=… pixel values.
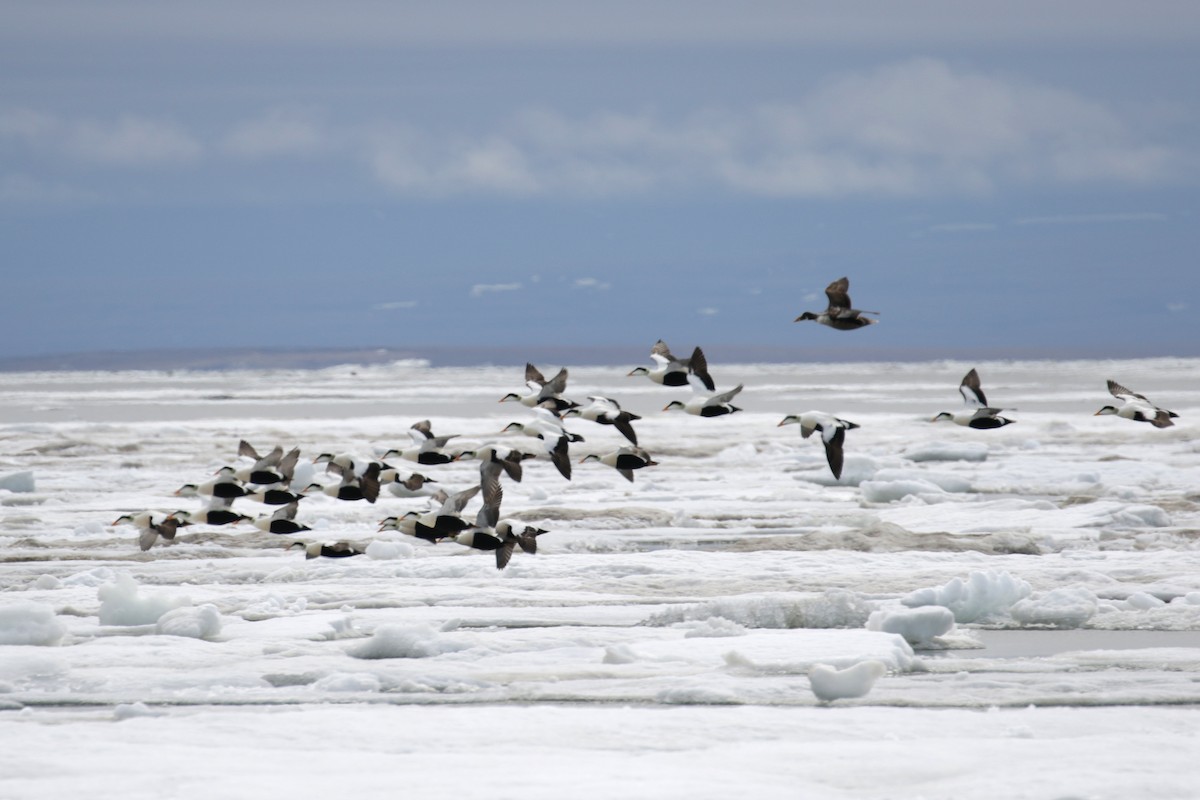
left=1107, top=379, right=1150, bottom=404
left=410, top=419, right=434, bottom=439
left=541, top=367, right=569, bottom=396
left=824, top=276, right=852, bottom=311
left=689, top=346, right=716, bottom=391
left=708, top=383, right=744, bottom=405
left=650, top=339, right=676, bottom=362
left=524, top=363, right=547, bottom=386
left=443, top=484, right=481, bottom=514
left=613, top=415, right=638, bottom=445
left=272, top=502, right=300, bottom=522
left=959, top=368, right=988, bottom=407
left=237, top=440, right=262, bottom=461
left=476, top=479, right=502, bottom=528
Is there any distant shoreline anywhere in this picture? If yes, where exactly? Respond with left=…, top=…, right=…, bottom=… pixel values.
left=1, top=344, right=1195, bottom=373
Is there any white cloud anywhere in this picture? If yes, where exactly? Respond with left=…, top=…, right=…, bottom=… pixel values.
left=358, top=58, right=1182, bottom=199
left=372, top=300, right=418, bottom=311
left=0, top=174, right=95, bottom=205
left=470, top=282, right=522, bottom=298
left=929, top=222, right=998, bottom=233
left=1167, top=302, right=1187, bottom=313
left=66, top=115, right=202, bottom=166
left=1013, top=212, right=1168, bottom=226
left=573, top=277, right=611, bottom=290
left=223, top=107, right=328, bottom=158
left=697, top=307, right=719, bottom=316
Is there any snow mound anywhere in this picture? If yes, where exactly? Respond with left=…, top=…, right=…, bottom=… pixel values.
left=32, top=575, right=61, bottom=590
left=866, top=606, right=955, bottom=647
left=366, top=540, right=414, bottom=560
left=903, top=570, right=1032, bottom=624
left=114, top=702, right=162, bottom=720
left=346, top=624, right=470, bottom=659
left=644, top=589, right=874, bottom=629
left=802, top=455, right=881, bottom=487
left=98, top=573, right=189, bottom=626
left=860, top=479, right=947, bottom=503
left=1010, top=587, right=1098, bottom=628
left=1109, top=505, right=1171, bottom=528
left=903, top=442, right=988, bottom=463
left=0, top=471, right=35, bottom=493
left=872, top=468, right=971, bottom=493
left=0, top=603, right=66, bottom=646
left=312, top=672, right=382, bottom=692
left=657, top=683, right=741, bottom=705
left=682, top=618, right=747, bottom=638
left=155, top=604, right=222, bottom=639
left=808, top=660, right=887, bottom=703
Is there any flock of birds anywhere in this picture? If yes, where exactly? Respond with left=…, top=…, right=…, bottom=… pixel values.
left=113, top=276, right=1180, bottom=568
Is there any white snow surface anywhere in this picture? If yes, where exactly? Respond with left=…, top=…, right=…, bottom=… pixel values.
left=2, top=357, right=1200, bottom=798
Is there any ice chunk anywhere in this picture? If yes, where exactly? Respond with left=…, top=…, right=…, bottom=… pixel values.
left=312, top=672, right=382, bottom=692
left=644, top=590, right=874, bottom=629
left=365, top=540, right=413, bottom=560
left=808, top=660, right=887, bottom=703
left=0, top=603, right=66, bottom=646
left=155, top=604, right=222, bottom=639
left=98, top=573, right=188, bottom=626
left=872, top=468, right=971, bottom=493
left=1123, top=592, right=1165, bottom=610
left=903, top=442, right=988, bottom=463
left=903, top=570, right=1032, bottom=623
left=1010, top=587, right=1098, bottom=628
left=860, top=479, right=946, bottom=503
left=0, top=471, right=35, bottom=493
left=346, top=624, right=470, bottom=659
left=866, top=606, right=955, bottom=647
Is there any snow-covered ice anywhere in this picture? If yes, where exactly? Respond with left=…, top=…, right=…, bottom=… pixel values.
left=2, top=357, right=1200, bottom=798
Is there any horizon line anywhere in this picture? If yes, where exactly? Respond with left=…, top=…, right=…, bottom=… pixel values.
left=1, top=343, right=1196, bottom=373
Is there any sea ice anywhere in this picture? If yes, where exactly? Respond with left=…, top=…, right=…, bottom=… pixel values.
left=866, top=606, right=955, bottom=646
left=902, top=570, right=1032, bottom=623
left=0, top=602, right=66, bottom=646
left=155, top=604, right=222, bottom=639
left=808, top=660, right=888, bottom=703
left=346, top=624, right=471, bottom=659
left=0, top=470, right=35, bottom=492
left=97, top=573, right=189, bottom=626
left=1010, top=587, right=1099, bottom=628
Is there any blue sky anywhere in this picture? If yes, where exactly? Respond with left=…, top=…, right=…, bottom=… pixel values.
left=2, top=1, right=1198, bottom=362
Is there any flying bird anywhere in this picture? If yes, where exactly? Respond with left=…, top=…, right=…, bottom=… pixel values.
left=1095, top=380, right=1178, bottom=428
left=778, top=412, right=860, bottom=480
left=112, top=511, right=190, bottom=552
left=499, top=364, right=579, bottom=414
left=627, top=340, right=715, bottom=391
left=663, top=377, right=743, bottom=418
left=580, top=445, right=659, bottom=483
left=563, top=395, right=641, bottom=445
left=794, top=277, right=878, bottom=331
left=289, top=540, right=366, bottom=559
left=253, top=502, right=312, bottom=535
left=932, top=368, right=1015, bottom=429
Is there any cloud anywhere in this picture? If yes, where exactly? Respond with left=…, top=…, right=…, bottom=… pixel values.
left=0, top=174, right=95, bottom=205
left=697, top=307, right=719, bottom=316
left=359, top=58, right=1182, bottom=199
left=371, top=300, right=418, bottom=311
left=223, top=107, right=328, bottom=158
left=0, top=58, right=1188, bottom=201
left=573, top=277, right=611, bottom=290
left=470, top=282, right=522, bottom=298
left=63, top=115, right=202, bottom=166
left=928, top=222, right=998, bottom=233
left=1013, top=212, right=1168, bottom=226
left=1167, top=302, right=1187, bottom=313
